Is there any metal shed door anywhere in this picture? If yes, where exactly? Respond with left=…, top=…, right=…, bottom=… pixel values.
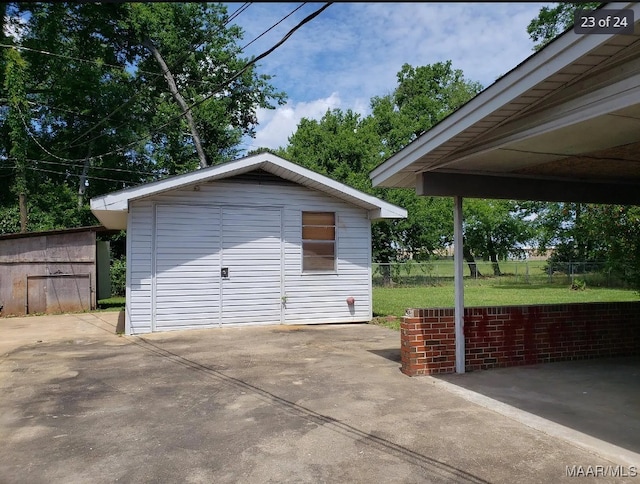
left=154, top=205, right=221, bottom=330
left=221, top=207, right=282, bottom=325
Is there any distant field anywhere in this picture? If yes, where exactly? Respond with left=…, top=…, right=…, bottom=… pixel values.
left=373, top=282, right=639, bottom=318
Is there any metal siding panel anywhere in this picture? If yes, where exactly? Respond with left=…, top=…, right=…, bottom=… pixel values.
left=284, top=205, right=371, bottom=323
left=221, top=207, right=282, bottom=325
left=134, top=180, right=372, bottom=329
left=127, top=202, right=153, bottom=334
left=154, top=204, right=220, bottom=330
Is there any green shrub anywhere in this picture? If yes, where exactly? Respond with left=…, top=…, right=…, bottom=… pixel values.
left=111, top=257, right=126, bottom=296
left=570, top=277, right=587, bottom=291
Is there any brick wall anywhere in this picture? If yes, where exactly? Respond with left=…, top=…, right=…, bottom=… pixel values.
left=400, top=302, right=640, bottom=376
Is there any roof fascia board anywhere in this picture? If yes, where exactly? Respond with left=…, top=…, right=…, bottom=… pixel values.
left=370, top=3, right=640, bottom=187
left=90, top=153, right=407, bottom=221
left=89, top=157, right=266, bottom=211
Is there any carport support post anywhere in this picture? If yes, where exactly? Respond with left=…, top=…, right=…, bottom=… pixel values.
left=453, top=196, right=465, bottom=373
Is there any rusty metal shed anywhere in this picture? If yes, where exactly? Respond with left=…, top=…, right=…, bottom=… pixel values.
left=0, top=226, right=114, bottom=317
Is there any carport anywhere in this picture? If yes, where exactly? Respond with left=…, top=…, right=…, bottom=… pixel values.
left=371, top=1, right=640, bottom=375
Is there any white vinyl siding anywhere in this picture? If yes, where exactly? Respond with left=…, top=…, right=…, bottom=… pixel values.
left=154, top=205, right=220, bottom=331
left=126, top=202, right=154, bottom=334
left=221, top=206, right=282, bottom=325
left=126, top=174, right=372, bottom=334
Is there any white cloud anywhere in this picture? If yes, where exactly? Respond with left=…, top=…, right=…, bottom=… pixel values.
left=243, top=93, right=343, bottom=153
left=231, top=2, right=555, bottom=153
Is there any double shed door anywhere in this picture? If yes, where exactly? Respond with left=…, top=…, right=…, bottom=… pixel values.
left=154, top=204, right=283, bottom=331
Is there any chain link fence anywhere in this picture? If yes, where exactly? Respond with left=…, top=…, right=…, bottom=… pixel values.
left=372, top=260, right=630, bottom=288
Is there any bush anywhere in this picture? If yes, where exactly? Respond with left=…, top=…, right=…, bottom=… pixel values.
left=111, top=257, right=126, bottom=296
left=570, top=277, right=587, bottom=291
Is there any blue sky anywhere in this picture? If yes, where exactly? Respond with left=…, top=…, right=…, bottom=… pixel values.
left=226, top=2, right=552, bottom=154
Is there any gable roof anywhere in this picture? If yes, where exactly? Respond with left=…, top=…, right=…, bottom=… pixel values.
left=91, top=152, right=407, bottom=229
left=370, top=1, right=640, bottom=205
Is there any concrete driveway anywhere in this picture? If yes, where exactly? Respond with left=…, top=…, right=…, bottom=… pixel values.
left=0, top=312, right=635, bottom=483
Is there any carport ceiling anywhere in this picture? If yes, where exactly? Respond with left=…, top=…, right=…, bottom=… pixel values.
left=370, top=1, right=640, bottom=205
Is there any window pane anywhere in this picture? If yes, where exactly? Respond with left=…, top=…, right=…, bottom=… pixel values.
left=302, top=226, right=335, bottom=240
left=302, top=212, right=334, bottom=225
left=303, top=241, right=335, bottom=257
left=303, top=256, right=335, bottom=271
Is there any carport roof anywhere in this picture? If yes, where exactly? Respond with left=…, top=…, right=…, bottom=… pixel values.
left=91, top=153, right=407, bottom=230
left=370, top=1, right=640, bottom=205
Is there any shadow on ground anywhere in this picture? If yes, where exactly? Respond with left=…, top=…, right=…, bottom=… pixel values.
left=436, top=356, right=640, bottom=455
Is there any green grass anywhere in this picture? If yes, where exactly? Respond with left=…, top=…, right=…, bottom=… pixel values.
left=371, top=260, right=629, bottom=288
left=97, top=296, right=126, bottom=311
left=373, top=282, right=639, bottom=318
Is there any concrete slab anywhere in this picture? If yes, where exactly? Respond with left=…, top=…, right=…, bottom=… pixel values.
left=434, top=357, right=640, bottom=467
left=0, top=313, right=637, bottom=483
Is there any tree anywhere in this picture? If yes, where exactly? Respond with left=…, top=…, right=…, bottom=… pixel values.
left=370, top=62, right=483, bottom=157
left=0, top=2, right=286, bottom=232
left=527, top=2, right=602, bottom=50
left=369, top=62, right=500, bottom=277
left=526, top=4, right=640, bottom=292
left=531, top=202, right=640, bottom=285
left=3, top=47, right=29, bottom=231
left=112, top=2, right=286, bottom=171
left=282, top=62, right=516, bottom=284
left=281, top=107, right=456, bottom=285
left=463, top=199, right=534, bottom=276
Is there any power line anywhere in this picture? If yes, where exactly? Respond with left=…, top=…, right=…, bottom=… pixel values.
left=26, top=158, right=160, bottom=177
left=26, top=100, right=104, bottom=121
left=21, top=3, right=333, bottom=166
left=24, top=165, right=143, bottom=185
left=2, top=3, right=255, bottom=153
left=66, top=2, right=255, bottom=150
left=228, top=3, right=252, bottom=24
left=0, top=43, right=158, bottom=77
left=0, top=4, right=253, bottom=78
left=241, top=3, right=305, bottom=51
left=17, top=103, right=146, bottom=163
left=137, top=3, right=334, bottom=154
left=4, top=154, right=160, bottom=177
left=66, top=2, right=304, bottom=153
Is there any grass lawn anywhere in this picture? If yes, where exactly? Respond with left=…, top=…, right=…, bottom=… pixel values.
left=373, top=281, right=639, bottom=319
left=98, top=282, right=639, bottom=329
left=97, top=296, right=126, bottom=311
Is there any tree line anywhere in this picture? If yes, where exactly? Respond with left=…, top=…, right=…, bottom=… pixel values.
left=1, top=2, right=638, bottom=290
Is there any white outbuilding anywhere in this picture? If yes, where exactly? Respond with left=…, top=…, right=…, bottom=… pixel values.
left=91, top=153, right=406, bottom=335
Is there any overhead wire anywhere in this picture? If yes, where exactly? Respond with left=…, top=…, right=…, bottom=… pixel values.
left=0, top=3, right=253, bottom=77
left=0, top=3, right=255, bottom=153
left=3, top=154, right=160, bottom=177
left=0, top=43, right=159, bottom=77
left=133, top=3, right=333, bottom=154
left=241, top=3, right=305, bottom=51
left=65, top=2, right=255, bottom=149
left=23, top=165, right=139, bottom=185
left=26, top=158, right=160, bottom=177
left=19, top=2, right=332, bottom=169
left=63, top=1, right=294, bottom=152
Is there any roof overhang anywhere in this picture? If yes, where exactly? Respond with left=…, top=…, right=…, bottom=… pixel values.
left=370, top=1, right=640, bottom=205
left=91, top=153, right=407, bottom=230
